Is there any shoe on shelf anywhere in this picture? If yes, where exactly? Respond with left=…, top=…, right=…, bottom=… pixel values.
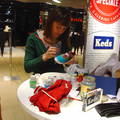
left=5, top=19, right=9, bottom=22
left=5, top=11, right=11, bottom=15
left=4, top=25, right=11, bottom=32
left=54, top=52, right=71, bottom=64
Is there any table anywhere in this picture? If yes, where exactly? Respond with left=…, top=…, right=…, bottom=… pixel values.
left=17, top=72, right=120, bottom=120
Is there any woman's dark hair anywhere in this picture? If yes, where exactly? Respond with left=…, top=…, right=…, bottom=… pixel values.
left=43, top=6, right=71, bottom=46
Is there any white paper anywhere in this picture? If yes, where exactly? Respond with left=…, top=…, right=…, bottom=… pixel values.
left=107, top=94, right=116, bottom=100
left=68, top=89, right=79, bottom=98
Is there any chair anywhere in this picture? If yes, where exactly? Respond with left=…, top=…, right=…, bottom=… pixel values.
left=0, top=32, right=6, bottom=56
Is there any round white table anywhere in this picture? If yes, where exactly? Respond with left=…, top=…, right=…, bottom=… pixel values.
left=17, top=72, right=120, bottom=120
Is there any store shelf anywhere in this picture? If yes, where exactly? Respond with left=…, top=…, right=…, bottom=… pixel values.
left=0, top=21, right=14, bottom=23
left=0, top=1, right=40, bottom=46
left=0, top=28, right=4, bottom=30
left=4, top=22, right=14, bottom=23
left=0, top=4, right=15, bottom=46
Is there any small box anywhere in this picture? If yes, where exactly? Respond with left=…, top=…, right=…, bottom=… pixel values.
left=89, top=68, right=120, bottom=95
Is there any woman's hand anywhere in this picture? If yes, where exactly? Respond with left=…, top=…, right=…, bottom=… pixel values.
left=42, top=46, right=59, bottom=61
left=63, top=51, right=78, bottom=65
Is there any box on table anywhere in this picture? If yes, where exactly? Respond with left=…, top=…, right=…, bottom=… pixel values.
left=89, top=69, right=120, bottom=95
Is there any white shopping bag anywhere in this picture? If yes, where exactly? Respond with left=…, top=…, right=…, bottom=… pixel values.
left=65, top=64, right=89, bottom=75
left=95, top=53, right=120, bottom=78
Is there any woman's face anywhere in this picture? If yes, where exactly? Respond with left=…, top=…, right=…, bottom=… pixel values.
left=51, top=21, right=67, bottom=39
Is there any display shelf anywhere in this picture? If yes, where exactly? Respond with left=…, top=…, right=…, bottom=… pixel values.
left=0, top=21, right=14, bottom=23
left=0, top=1, right=40, bottom=46
left=0, top=3, right=16, bottom=46
left=3, top=21, right=15, bottom=23
left=0, top=14, right=14, bottom=15
left=0, top=28, right=4, bottom=30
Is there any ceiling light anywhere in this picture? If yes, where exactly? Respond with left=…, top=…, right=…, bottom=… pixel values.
left=52, top=0, right=61, bottom=3
left=46, top=2, right=52, bottom=5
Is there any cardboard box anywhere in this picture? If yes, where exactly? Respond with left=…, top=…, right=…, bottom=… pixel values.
left=89, top=69, right=120, bottom=95
left=116, top=69, right=120, bottom=78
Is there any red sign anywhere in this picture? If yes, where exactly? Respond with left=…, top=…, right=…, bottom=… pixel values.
left=90, top=0, right=120, bottom=24
left=71, top=18, right=82, bottom=22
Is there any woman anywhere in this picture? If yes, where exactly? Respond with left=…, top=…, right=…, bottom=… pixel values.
left=24, top=6, right=78, bottom=74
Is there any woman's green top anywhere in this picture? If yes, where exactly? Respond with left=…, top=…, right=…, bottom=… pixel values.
left=24, top=31, right=71, bottom=74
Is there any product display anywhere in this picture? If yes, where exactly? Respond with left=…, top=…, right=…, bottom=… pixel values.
left=54, top=52, right=71, bottom=64
left=18, top=71, right=120, bottom=119
left=82, top=88, right=103, bottom=112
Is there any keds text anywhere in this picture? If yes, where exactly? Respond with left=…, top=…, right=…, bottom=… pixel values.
left=93, top=36, right=114, bottom=49
left=95, top=39, right=112, bottom=47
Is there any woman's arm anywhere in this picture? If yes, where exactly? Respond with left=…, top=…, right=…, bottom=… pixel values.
left=24, top=35, right=46, bottom=73
left=24, top=34, right=60, bottom=73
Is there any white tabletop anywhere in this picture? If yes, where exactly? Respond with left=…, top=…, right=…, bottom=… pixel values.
left=17, top=72, right=120, bottom=120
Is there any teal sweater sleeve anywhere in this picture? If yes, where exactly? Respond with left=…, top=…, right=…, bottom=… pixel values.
left=24, top=32, right=71, bottom=73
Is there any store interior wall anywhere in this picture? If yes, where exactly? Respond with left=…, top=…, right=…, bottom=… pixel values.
left=0, top=1, right=87, bottom=47
left=0, top=1, right=87, bottom=70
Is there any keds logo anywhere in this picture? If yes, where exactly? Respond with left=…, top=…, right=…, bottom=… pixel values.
left=93, top=36, right=114, bottom=49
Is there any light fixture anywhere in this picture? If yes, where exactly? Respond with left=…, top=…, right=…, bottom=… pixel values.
left=46, top=2, right=52, bottom=5
left=45, top=11, right=48, bottom=15
left=52, top=0, right=61, bottom=3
